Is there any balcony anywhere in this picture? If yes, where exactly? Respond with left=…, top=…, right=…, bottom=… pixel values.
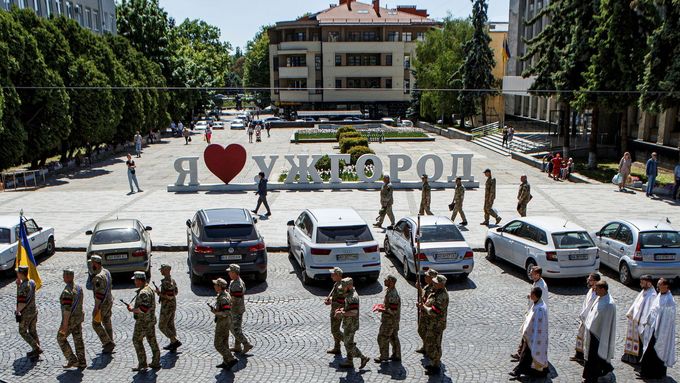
left=277, top=41, right=321, bottom=52
left=332, top=66, right=401, bottom=77
left=279, top=66, right=309, bottom=78
left=278, top=90, right=310, bottom=103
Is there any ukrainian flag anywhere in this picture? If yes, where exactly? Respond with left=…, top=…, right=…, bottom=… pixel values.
left=14, top=217, right=42, bottom=290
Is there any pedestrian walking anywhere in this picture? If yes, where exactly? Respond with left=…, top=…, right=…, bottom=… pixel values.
left=622, top=275, right=656, bottom=364
left=508, top=126, right=515, bottom=149
left=211, top=278, right=238, bottom=370
left=502, top=127, right=509, bottom=147
left=449, top=178, right=467, bottom=226
left=126, top=154, right=143, bottom=194
left=481, top=169, right=501, bottom=226
left=530, top=266, right=549, bottom=308
left=178, top=122, right=185, bottom=138
left=127, top=271, right=160, bottom=371
left=582, top=281, right=617, bottom=383
left=183, top=126, right=191, bottom=145
left=255, top=124, right=262, bottom=142
left=247, top=124, right=254, bottom=143
left=205, top=126, right=212, bottom=144
left=336, top=278, right=370, bottom=369
left=509, top=287, right=549, bottom=379
left=252, top=172, right=272, bottom=217
left=419, top=174, right=433, bottom=216
left=551, top=153, right=562, bottom=180
left=324, top=267, right=345, bottom=354
left=374, top=175, right=395, bottom=228
left=673, top=161, right=680, bottom=200
left=416, top=269, right=437, bottom=354
left=571, top=273, right=601, bottom=363
left=16, top=265, right=42, bottom=359
left=155, top=264, right=181, bottom=352
left=91, top=255, right=115, bottom=354
left=516, top=175, right=532, bottom=217
left=374, top=275, right=401, bottom=364
left=134, top=131, right=143, bottom=158
left=618, top=152, right=632, bottom=191
left=228, top=264, right=253, bottom=354
left=265, top=122, right=271, bottom=138
left=57, top=268, right=86, bottom=369
left=645, top=152, right=658, bottom=197
left=543, top=153, right=553, bottom=174
left=639, top=278, right=676, bottom=379
left=420, top=275, right=449, bottom=375
left=561, top=157, right=574, bottom=180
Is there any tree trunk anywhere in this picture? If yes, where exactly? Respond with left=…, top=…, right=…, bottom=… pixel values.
left=588, top=107, right=599, bottom=169
left=619, top=110, right=628, bottom=155
left=571, top=111, right=577, bottom=136
left=562, top=103, right=571, bottom=159
left=481, top=96, right=488, bottom=126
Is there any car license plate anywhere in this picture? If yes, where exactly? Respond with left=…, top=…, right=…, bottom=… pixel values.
left=106, top=253, right=128, bottom=261
left=569, top=254, right=588, bottom=261
left=220, top=255, right=242, bottom=261
left=337, top=254, right=358, bottom=261
left=436, top=253, right=458, bottom=260
left=654, top=254, right=675, bottom=261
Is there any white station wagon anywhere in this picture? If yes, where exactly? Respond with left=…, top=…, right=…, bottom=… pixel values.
left=287, top=208, right=380, bottom=285
left=485, top=216, right=600, bottom=280
left=0, top=215, right=55, bottom=272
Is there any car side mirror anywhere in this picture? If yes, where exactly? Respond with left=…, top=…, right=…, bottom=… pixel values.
left=37, top=227, right=43, bottom=231
left=253, top=218, right=258, bottom=224
left=145, top=226, right=152, bottom=231
left=186, top=219, right=191, bottom=228
left=496, top=227, right=504, bottom=233
left=386, top=225, right=394, bottom=230
left=85, top=230, right=93, bottom=235
left=287, top=220, right=294, bottom=226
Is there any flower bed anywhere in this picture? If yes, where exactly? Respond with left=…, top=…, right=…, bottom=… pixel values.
left=278, top=164, right=375, bottom=182
left=294, top=127, right=428, bottom=140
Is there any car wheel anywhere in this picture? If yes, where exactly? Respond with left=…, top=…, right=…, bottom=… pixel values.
left=402, top=255, right=415, bottom=280
left=300, top=257, right=312, bottom=285
left=459, top=273, right=469, bottom=280
left=486, top=240, right=496, bottom=261
left=525, top=259, right=537, bottom=281
left=256, top=270, right=268, bottom=283
left=45, top=237, right=55, bottom=256
left=383, top=237, right=392, bottom=257
left=190, top=267, right=202, bottom=284
left=619, top=262, right=634, bottom=286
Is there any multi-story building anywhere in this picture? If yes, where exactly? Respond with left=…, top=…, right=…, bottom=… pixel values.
left=268, top=0, right=438, bottom=117
left=1, top=0, right=117, bottom=35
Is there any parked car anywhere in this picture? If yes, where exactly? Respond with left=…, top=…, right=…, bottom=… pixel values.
left=187, top=208, right=267, bottom=284
left=230, top=119, right=245, bottom=130
left=212, top=121, right=225, bottom=129
left=287, top=208, right=380, bottom=285
left=384, top=216, right=473, bottom=280
left=263, top=116, right=283, bottom=123
left=398, top=119, right=414, bottom=127
left=85, top=219, right=152, bottom=277
left=0, top=216, right=55, bottom=273
left=485, top=216, right=600, bottom=280
left=194, top=120, right=209, bottom=130
left=343, top=117, right=362, bottom=121
left=592, top=219, right=680, bottom=286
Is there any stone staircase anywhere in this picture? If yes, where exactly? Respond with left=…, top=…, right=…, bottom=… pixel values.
left=473, top=132, right=551, bottom=156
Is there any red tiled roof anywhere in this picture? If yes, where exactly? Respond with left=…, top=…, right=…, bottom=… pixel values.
left=314, top=1, right=434, bottom=25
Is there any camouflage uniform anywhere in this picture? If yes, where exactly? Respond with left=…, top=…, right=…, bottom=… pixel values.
left=132, top=284, right=160, bottom=368
left=417, top=283, right=434, bottom=344
left=419, top=181, right=433, bottom=216
left=229, top=277, right=251, bottom=351
left=450, top=184, right=467, bottom=223
left=57, top=281, right=86, bottom=365
left=329, top=280, right=346, bottom=350
left=483, top=176, right=500, bottom=223
left=342, top=288, right=367, bottom=362
left=92, top=267, right=114, bottom=346
left=158, top=275, right=178, bottom=341
left=17, top=279, right=40, bottom=351
left=423, top=287, right=449, bottom=367
left=517, top=181, right=532, bottom=217
left=377, top=286, right=401, bottom=359
left=214, top=290, right=236, bottom=364
left=375, top=182, right=395, bottom=226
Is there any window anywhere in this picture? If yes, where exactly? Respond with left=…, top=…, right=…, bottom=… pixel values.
left=288, top=79, right=306, bottom=89
left=346, top=78, right=381, bottom=88
left=286, top=56, right=305, bottom=67
left=24, top=219, right=39, bottom=235
left=347, top=31, right=361, bottom=41
left=2, top=0, right=10, bottom=10
left=404, top=54, right=411, bottom=69
left=103, top=12, right=108, bottom=30
left=328, top=31, right=340, bottom=42
left=65, top=1, right=72, bottom=18
left=420, top=225, right=465, bottom=243
left=32, top=0, right=41, bottom=15
left=316, top=225, right=373, bottom=244
left=403, top=32, right=412, bottom=42
left=517, top=224, right=548, bottom=245
left=416, top=32, right=426, bottom=41
left=615, top=225, right=633, bottom=245
left=335, top=54, right=342, bottom=66
left=273, top=57, right=279, bottom=71
left=109, top=14, right=115, bottom=31
left=385, top=78, right=392, bottom=89
left=85, top=8, right=91, bottom=28
left=18, top=0, right=26, bottom=9
left=362, top=31, right=377, bottom=41
left=386, top=54, right=392, bottom=66
left=75, top=4, right=82, bottom=25
left=403, top=78, right=410, bottom=94
left=204, top=224, right=257, bottom=241
left=274, top=80, right=279, bottom=94
left=387, top=31, right=399, bottom=41
left=599, top=223, right=620, bottom=239
left=315, top=80, right=322, bottom=94
left=639, top=231, right=680, bottom=248
left=552, top=232, right=595, bottom=249
left=503, top=221, right=524, bottom=235
left=394, top=221, right=410, bottom=240
left=92, top=229, right=141, bottom=245
left=335, top=79, right=342, bottom=89
left=296, top=214, right=313, bottom=238
left=0, top=228, right=10, bottom=244
left=93, top=10, right=99, bottom=31
left=315, top=55, right=321, bottom=71
left=311, top=32, right=319, bottom=41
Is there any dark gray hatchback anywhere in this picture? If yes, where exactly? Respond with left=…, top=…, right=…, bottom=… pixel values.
left=186, top=208, right=267, bottom=284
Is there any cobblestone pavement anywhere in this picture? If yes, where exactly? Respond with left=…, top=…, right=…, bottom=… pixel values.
left=0, top=251, right=677, bottom=383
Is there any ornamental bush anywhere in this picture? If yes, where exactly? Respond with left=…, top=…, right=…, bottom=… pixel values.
left=348, top=145, right=375, bottom=164
left=338, top=131, right=362, bottom=141
left=335, top=126, right=357, bottom=141
left=339, top=137, right=369, bottom=153
left=315, top=154, right=331, bottom=171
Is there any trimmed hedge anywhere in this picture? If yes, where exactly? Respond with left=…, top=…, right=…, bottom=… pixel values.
left=339, top=137, right=369, bottom=153
left=338, top=131, right=362, bottom=141
left=315, top=154, right=331, bottom=171
left=348, top=146, right=375, bottom=165
left=335, top=126, right=357, bottom=141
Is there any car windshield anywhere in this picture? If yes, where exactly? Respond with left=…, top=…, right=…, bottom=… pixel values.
left=552, top=231, right=595, bottom=249
left=204, top=224, right=257, bottom=241
left=639, top=231, right=680, bottom=248
left=0, top=228, right=10, bottom=244
left=92, top=228, right=141, bottom=244
left=420, top=225, right=465, bottom=243
left=316, top=225, right=373, bottom=244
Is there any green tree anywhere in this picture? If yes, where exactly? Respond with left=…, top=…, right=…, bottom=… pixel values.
left=243, top=26, right=271, bottom=107
left=0, top=37, right=23, bottom=170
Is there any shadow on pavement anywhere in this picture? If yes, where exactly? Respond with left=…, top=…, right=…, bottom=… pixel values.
left=131, top=369, right=158, bottom=383
left=287, top=253, right=382, bottom=296
left=160, top=351, right=180, bottom=369
left=383, top=253, right=477, bottom=291
left=12, top=356, right=38, bottom=376
left=214, top=369, right=235, bottom=383
left=376, top=361, right=407, bottom=380
left=56, top=369, right=84, bottom=383
left=88, top=352, right=113, bottom=370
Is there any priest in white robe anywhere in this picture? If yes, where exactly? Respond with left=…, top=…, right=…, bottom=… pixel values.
left=583, top=280, right=616, bottom=383
left=510, top=287, right=549, bottom=379
left=622, top=274, right=656, bottom=364
left=529, top=266, right=549, bottom=308
left=639, top=278, right=676, bottom=379
left=572, top=272, right=600, bottom=363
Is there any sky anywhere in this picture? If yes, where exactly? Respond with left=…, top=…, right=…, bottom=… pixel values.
left=158, top=0, right=510, bottom=50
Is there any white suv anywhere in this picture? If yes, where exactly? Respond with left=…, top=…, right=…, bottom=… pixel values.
left=592, top=219, right=680, bottom=286
left=485, top=216, right=600, bottom=280
left=287, top=208, right=380, bottom=285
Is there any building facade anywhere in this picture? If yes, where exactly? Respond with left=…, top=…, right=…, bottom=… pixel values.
left=268, top=0, right=438, bottom=117
left=1, top=0, right=116, bottom=35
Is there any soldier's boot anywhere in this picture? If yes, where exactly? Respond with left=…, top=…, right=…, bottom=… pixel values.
left=415, top=347, right=425, bottom=354
left=242, top=343, right=253, bottom=354
left=374, top=357, right=389, bottom=364
left=102, top=342, right=115, bottom=354
left=480, top=221, right=489, bottom=226
left=149, top=362, right=161, bottom=369
left=495, top=216, right=502, bottom=225
left=390, top=355, right=401, bottom=362
left=132, top=364, right=148, bottom=372
left=425, top=365, right=441, bottom=375
left=326, top=343, right=341, bottom=354
left=339, top=359, right=355, bottom=368
left=230, top=344, right=242, bottom=353
left=62, top=358, right=79, bottom=369
left=460, top=221, right=468, bottom=226
left=359, top=356, right=370, bottom=369
left=77, top=359, right=87, bottom=369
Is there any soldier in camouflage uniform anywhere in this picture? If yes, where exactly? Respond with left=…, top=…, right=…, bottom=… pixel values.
left=58, top=268, right=86, bottom=369
left=155, top=264, right=181, bottom=351
left=16, top=265, right=42, bottom=358
left=127, top=271, right=160, bottom=371
left=374, top=175, right=395, bottom=228
left=374, top=275, right=401, bottom=363
left=516, top=175, right=532, bottom=217
left=450, top=177, right=468, bottom=226
left=90, top=255, right=115, bottom=353
left=419, top=174, right=433, bottom=216
left=416, top=269, right=438, bottom=353
left=324, top=267, right=345, bottom=354
left=420, top=275, right=449, bottom=375
left=212, top=278, right=237, bottom=370
left=481, top=169, right=502, bottom=226
left=228, top=264, right=253, bottom=354
left=336, top=278, right=370, bottom=369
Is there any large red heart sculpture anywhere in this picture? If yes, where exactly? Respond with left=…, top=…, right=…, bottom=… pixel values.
left=203, top=144, right=247, bottom=184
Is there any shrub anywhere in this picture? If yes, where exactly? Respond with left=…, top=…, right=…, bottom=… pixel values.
left=339, top=137, right=369, bottom=153
left=338, top=131, right=362, bottom=141
left=348, top=145, right=375, bottom=164
left=335, top=126, right=357, bottom=141
left=315, top=154, right=331, bottom=171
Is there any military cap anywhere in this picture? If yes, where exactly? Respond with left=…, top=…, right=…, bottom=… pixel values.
left=425, top=269, right=439, bottom=277
left=421, top=174, right=428, bottom=178
left=385, top=274, right=397, bottom=282
left=159, top=263, right=172, bottom=271
left=341, top=277, right=354, bottom=288
left=227, top=264, right=241, bottom=274
left=434, top=275, right=447, bottom=284
left=17, top=265, right=29, bottom=274
left=90, top=255, right=102, bottom=263
left=332, top=267, right=344, bottom=275
left=213, top=278, right=228, bottom=288
left=640, top=274, right=654, bottom=281
left=63, top=268, right=75, bottom=276
left=483, top=168, right=491, bottom=173
left=132, top=271, right=147, bottom=280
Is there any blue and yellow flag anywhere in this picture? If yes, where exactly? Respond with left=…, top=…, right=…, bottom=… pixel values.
left=14, top=217, right=42, bottom=290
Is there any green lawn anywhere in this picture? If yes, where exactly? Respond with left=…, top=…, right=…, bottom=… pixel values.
left=295, top=131, right=428, bottom=140
left=574, top=161, right=675, bottom=186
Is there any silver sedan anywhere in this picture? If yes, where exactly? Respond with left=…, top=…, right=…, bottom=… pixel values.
left=86, top=219, right=152, bottom=277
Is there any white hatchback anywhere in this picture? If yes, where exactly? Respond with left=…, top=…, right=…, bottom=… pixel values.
left=287, top=208, right=380, bottom=285
left=485, top=216, right=600, bottom=280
